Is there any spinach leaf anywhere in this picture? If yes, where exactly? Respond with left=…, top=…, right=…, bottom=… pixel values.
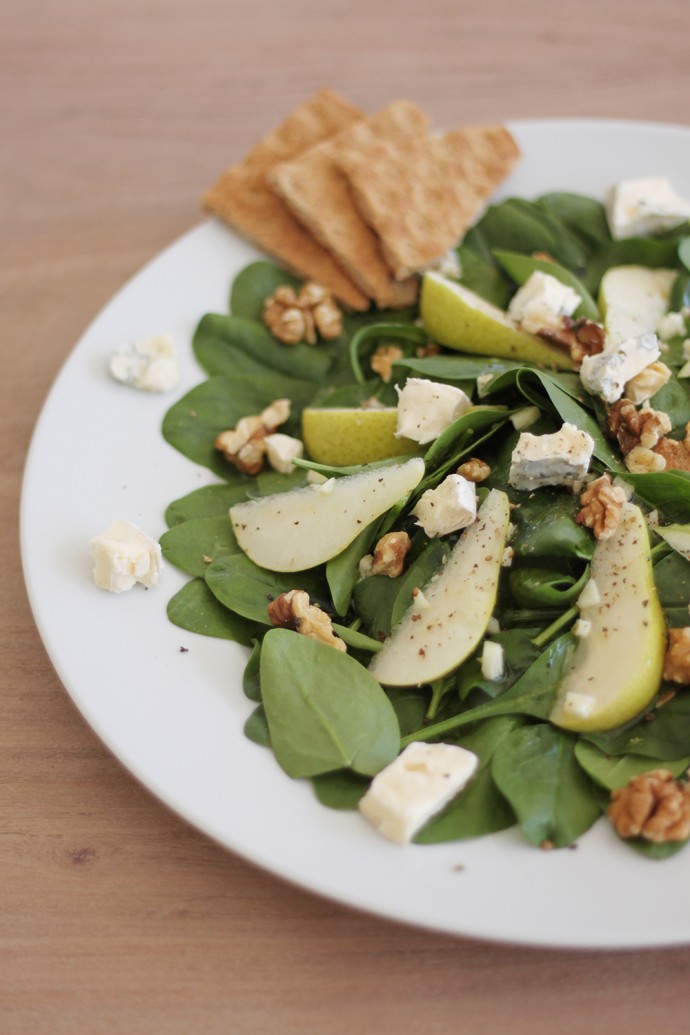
left=625, top=470, right=690, bottom=522
left=166, top=578, right=260, bottom=645
left=242, top=639, right=262, bottom=701
left=414, top=716, right=521, bottom=843
left=390, top=538, right=449, bottom=629
left=160, top=515, right=239, bottom=577
left=205, top=554, right=327, bottom=625
left=230, top=260, right=300, bottom=320
left=510, top=489, right=594, bottom=561
left=194, top=312, right=331, bottom=383
left=326, top=521, right=381, bottom=617
left=165, top=482, right=249, bottom=527
left=508, top=564, right=590, bottom=608
left=244, top=705, right=271, bottom=747
left=349, top=323, right=429, bottom=383
left=537, top=192, right=612, bottom=249
left=311, top=770, right=370, bottom=810
left=457, top=243, right=511, bottom=308
left=259, top=628, right=400, bottom=778
left=352, top=572, right=402, bottom=641
left=401, top=635, right=574, bottom=745
left=654, top=551, right=690, bottom=610
left=584, top=693, right=690, bottom=761
left=574, top=741, right=690, bottom=790
left=471, top=199, right=590, bottom=273
left=456, top=628, right=543, bottom=703
left=392, top=354, right=522, bottom=383
left=492, top=249, right=599, bottom=320
left=162, top=372, right=316, bottom=479
left=492, top=724, right=601, bottom=848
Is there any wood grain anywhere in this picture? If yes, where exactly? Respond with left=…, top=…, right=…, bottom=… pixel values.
left=4, top=0, right=690, bottom=1030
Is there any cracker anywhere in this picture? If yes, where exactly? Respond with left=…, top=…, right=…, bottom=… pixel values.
left=202, top=89, right=369, bottom=310
left=335, top=124, right=521, bottom=279
left=269, top=102, right=428, bottom=309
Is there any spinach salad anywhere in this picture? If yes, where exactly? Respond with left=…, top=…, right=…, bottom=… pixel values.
left=160, top=188, right=690, bottom=858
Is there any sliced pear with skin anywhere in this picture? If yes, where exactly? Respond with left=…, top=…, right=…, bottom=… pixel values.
left=369, top=489, right=511, bottom=687
left=230, top=457, right=424, bottom=572
left=420, top=271, right=573, bottom=371
left=550, top=502, right=666, bottom=733
left=598, top=265, right=676, bottom=345
left=655, top=523, right=690, bottom=561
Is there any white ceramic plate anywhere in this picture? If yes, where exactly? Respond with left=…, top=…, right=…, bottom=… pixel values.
left=21, top=119, right=690, bottom=950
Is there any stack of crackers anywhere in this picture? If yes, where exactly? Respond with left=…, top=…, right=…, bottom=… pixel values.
left=202, top=89, right=520, bottom=312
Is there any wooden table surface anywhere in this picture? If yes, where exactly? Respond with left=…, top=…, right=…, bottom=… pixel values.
left=5, top=0, right=690, bottom=1030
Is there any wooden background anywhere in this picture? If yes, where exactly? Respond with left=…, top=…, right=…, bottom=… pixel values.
left=4, top=0, right=690, bottom=1030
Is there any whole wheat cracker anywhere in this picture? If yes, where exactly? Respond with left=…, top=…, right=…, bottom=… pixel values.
left=268, top=101, right=429, bottom=309
left=334, top=124, right=521, bottom=279
left=201, top=89, right=369, bottom=310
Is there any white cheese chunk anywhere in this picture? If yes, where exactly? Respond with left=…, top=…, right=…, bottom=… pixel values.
left=264, top=433, right=303, bottom=474
left=508, top=422, right=594, bottom=492
left=412, top=474, right=477, bottom=537
left=358, top=742, right=479, bottom=844
left=563, top=691, right=596, bottom=719
left=507, top=271, right=581, bottom=334
left=657, top=311, right=688, bottom=342
left=396, top=378, right=472, bottom=445
left=89, top=520, right=162, bottom=593
left=480, top=640, right=505, bottom=680
left=578, top=578, right=601, bottom=609
left=607, top=177, right=690, bottom=240
left=579, top=333, right=660, bottom=404
left=109, top=333, right=180, bottom=392
left=573, top=618, right=592, bottom=638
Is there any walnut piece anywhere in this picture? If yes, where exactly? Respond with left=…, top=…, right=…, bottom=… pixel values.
left=608, top=769, right=690, bottom=843
left=215, top=398, right=291, bottom=474
left=457, top=457, right=492, bottom=483
left=607, top=398, right=672, bottom=453
left=625, top=361, right=672, bottom=405
left=576, top=474, right=627, bottom=540
left=267, top=589, right=346, bottom=652
left=663, top=627, right=690, bottom=684
left=624, top=445, right=667, bottom=474
left=263, top=282, right=343, bottom=345
left=538, top=316, right=606, bottom=368
left=370, top=344, right=403, bottom=383
left=371, top=531, right=411, bottom=578
left=653, top=427, right=690, bottom=473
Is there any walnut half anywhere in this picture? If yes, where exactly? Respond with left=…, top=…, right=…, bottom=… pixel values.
left=215, top=399, right=291, bottom=475
left=267, top=589, right=346, bottom=652
left=608, top=769, right=690, bottom=844
left=371, top=531, right=411, bottom=578
left=263, top=282, right=343, bottom=345
left=576, top=474, right=627, bottom=540
left=663, top=627, right=690, bottom=685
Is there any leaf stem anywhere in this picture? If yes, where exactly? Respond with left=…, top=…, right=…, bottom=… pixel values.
left=531, top=605, right=578, bottom=648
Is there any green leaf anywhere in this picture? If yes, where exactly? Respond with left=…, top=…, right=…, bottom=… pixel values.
left=166, top=578, right=260, bottom=645
left=389, top=538, right=450, bottom=629
left=244, top=705, right=271, bottom=747
left=194, top=312, right=331, bottom=382
left=311, top=770, right=369, bottom=810
left=574, top=741, right=690, bottom=790
left=349, top=323, right=429, bottom=383
left=242, top=639, right=262, bottom=701
left=400, top=634, right=574, bottom=746
left=492, top=724, right=601, bottom=848
left=537, top=192, right=612, bottom=249
left=493, top=249, right=599, bottom=320
left=471, top=199, right=590, bottom=273
left=165, top=482, right=249, bottom=527
left=625, top=470, right=690, bottom=522
left=510, top=489, right=594, bottom=561
left=205, top=554, right=326, bottom=625
left=326, top=521, right=380, bottom=617
left=260, top=628, right=400, bottom=778
left=508, top=564, right=590, bottom=608
left=414, top=716, right=521, bottom=843
left=584, top=693, right=690, bottom=761
left=678, top=237, right=690, bottom=274
left=230, top=260, right=300, bottom=321
left=162, top=372, right=316, bottom=479
left=160, top=516, right=239, bottom=577
left=457, top=243, right=511, bottom=308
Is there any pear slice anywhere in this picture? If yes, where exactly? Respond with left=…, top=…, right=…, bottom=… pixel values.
left=550, top=502, right=666, bottom=733
left=230, top=457, right=424, bottom=572
left=598, top=265, right=676, bottom=345
left=369, top=489, right=511, bottom=687
left=419, top=271, right=573, bottom=370
left=301, top=407, right=417, bottom=466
